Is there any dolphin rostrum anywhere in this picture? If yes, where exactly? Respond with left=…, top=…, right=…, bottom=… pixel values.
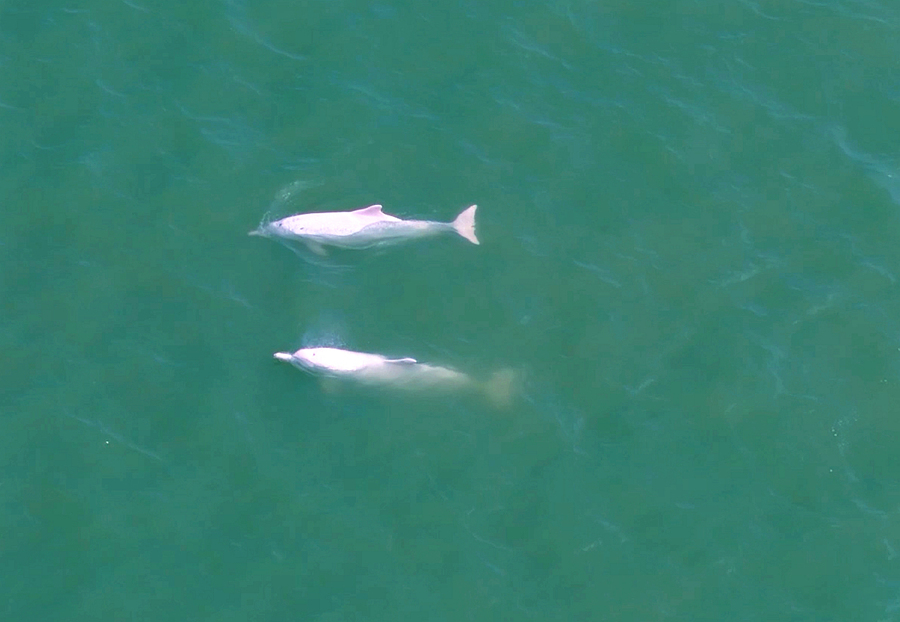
left=274, top=346, right=515, bottom=407
left=250, top=204, right=479, bottom=254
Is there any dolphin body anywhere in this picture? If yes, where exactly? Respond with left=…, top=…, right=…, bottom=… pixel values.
left=274, top=346, right=515, bottom=407
left=250, top=204, right=479, bottom=254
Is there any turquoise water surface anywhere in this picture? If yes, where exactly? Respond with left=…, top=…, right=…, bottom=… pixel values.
left=3, top=0, right=900, bottom=619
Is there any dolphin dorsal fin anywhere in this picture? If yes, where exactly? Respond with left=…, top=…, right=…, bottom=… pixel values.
left=352, top=204, right=384, bottom=216
left=387, top=357, right=417, bottom=364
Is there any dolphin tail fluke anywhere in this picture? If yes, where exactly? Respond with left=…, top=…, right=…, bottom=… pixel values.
left=452, top=204, right=479, bottom=245
left=484, top=367, right=519, bottom=409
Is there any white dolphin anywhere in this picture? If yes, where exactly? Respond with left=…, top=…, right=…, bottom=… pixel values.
left=250, top=204, right=479, bottom=254
left=274, top=346, right=515, bottom=407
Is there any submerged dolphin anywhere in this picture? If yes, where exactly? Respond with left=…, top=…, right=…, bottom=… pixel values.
left=274, top=346, right=515, bottom=407
left=249, top=204, right=479, bottom=254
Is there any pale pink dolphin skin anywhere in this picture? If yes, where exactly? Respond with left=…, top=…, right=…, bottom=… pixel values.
left=274, top=346, right=517, bottom=407
left=250, top=204, right=479, bottom=254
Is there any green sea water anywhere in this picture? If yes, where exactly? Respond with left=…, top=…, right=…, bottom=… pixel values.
left=3, top=0, right=900, bottom=619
